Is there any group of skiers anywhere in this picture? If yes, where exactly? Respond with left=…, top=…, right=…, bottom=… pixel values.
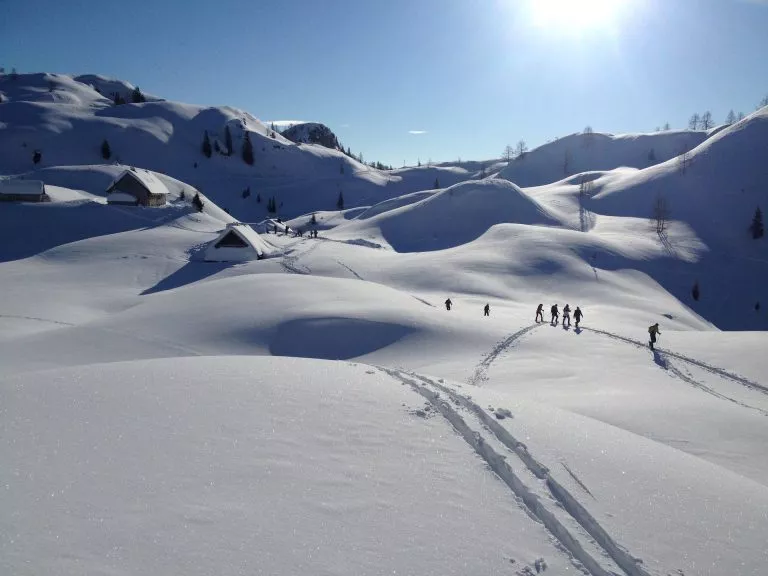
left=445, top=299, right=661, bottom=351
left=536, top=303, right=582, bottom=328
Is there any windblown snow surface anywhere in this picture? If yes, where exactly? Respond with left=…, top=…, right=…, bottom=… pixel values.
left=2, top=73, right=768, bottom=576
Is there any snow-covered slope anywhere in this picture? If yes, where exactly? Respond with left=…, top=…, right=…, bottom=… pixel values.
left=0, top=73, right=483, bottom=222
left=2, top=70, right=768, bottom=576
left=335, top=179, right=560, bottom=252
left=498, top=129, right=712, bottom=188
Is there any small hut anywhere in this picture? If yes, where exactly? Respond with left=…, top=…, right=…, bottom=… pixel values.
left=204, top=223, right=272, bottom=262
left=106, top=168, right=168, bottom=206
left=0, top=179, right=50, bottom=203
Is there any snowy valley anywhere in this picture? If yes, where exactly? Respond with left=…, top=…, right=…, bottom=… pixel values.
left=1, top=71, right=768, bottom=576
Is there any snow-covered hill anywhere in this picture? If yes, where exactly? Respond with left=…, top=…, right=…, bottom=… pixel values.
left=0, top=73, right=482, bottom=222
left=498, top=128, right=713, bottom=187
left=2, top=70, right=768, bottom=576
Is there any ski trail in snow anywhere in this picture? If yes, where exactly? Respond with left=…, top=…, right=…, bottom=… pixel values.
left=0, top=313, right=77, bottom=327
left=334, top=259, right=364, bottom=281
left=468, top=324, right=542, bottom=386
left=405, top=369, right=652, bottom=576
left=379, top=367, right=619, bottom=576
left=663, top=359, right=768, bottom=416
left=280, top=239, right=319, bottom=275
left=584, top=327, right=768, bottom=395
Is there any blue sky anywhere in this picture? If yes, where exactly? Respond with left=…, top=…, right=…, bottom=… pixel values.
left=2, top=0, right=767, bottom=166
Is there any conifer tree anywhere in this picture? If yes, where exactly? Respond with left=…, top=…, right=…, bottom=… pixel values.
left=202, top=130, right=212, bottom=158
left=750, top=206, right=764, bottom=239
left=433, top=178, right=440, bottom=189
left=242, top=132, right=254, bottom=165
left=192, top=193, right=204, bottom=212
left=336, top=191, right=344, bottom=210
left=131, top=86, right=145, bottom=103
left=101, top=139, right=111, bottom=160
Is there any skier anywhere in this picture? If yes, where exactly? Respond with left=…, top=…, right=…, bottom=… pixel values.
left=484, top=303, right=490, bottom=317
left=535, top=303, right=544, bottom=323
left=574, top=306, right=583, bottom=329
left=445, top=298, right=452, bottom=311
left=648, top=323, right=661, bottom=350
left=562, top=304, right=571, bottom=327
left=550, top=304, right=559, bottom=324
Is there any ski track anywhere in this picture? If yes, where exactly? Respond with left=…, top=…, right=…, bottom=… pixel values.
left=584, top=327, right=768, bottom=396
left=381, top=366, right=651, bottom=576
left=468, top=324, right=542, bottom=386
left=334, top=259, right=364, bottom=281
left=664, top=359, right=768, bottom=417
left=0, top=313, right=76, bottom=327
left=280, top=238, right=319, bottom=275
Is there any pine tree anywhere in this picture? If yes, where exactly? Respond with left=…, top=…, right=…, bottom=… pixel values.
left=202, top=130, right=212, bottom=158
left=33, top=150, right=41, bottom=165
left=101, top=139, right=111, bottom=160
left=648, top=148, right=657, bottom=163
left=242, top=132, right=254, bottom=165
left=750, top=206, right=764, bottom=239
left=131, top=86, right=145, bottom=103
left=256, top=193, right=261, bottom=204
left=433, top=178, right=440, bottom=189
left=336, top=191, right=344, bottom=210
left=224, top=125, right=233, bottom=156
left=179, top=189, right=186, bottom=201
left=242, top=186, right=251, bottom=199
left=192, top=193, right=204, bottom=212
left=214, top=141, right=221, bottom=154
left=692, top=281, right=700, bottom=302
left=311, top=213, right=317, bottom=225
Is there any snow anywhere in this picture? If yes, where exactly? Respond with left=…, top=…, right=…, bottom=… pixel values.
left=2, top=70, right=768, bottom=575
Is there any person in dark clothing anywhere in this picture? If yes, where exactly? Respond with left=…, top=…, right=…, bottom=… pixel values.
left=574, top=306, right=583, bottom=328
left=550, top=304, right=559, bottom=324
left=445, top=298, right=452, bottom=311
left=535, top=303, right=544, bottom=323
left=562, top=304, right=571, bottom=327
left=648, top=323, right=661, bottom=350
left=484, top=303, right=490, bottom=317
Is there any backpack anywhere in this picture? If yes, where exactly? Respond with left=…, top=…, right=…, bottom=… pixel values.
left=648, top=326, right=654, bottom=334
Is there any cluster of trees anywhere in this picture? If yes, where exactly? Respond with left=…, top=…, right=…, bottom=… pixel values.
left=502, top=140, right=528, bottom=161
left=200, top=127, right=254, bottom=165
left=689, top=111, right=714, bottom=130
left=111, top=87, right=146, bottom=105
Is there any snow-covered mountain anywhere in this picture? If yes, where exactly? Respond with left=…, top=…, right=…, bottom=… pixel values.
left=2, top=70, right=768, bottom=576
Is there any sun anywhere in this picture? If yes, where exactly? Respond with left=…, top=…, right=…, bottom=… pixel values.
left=526, top=0, right=626, bottom=32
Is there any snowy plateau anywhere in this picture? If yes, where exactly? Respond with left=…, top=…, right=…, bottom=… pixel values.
left=1, top=72, right=767, bottom=576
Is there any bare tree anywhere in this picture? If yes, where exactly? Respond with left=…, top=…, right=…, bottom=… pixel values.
left=737, top=111, right=745, bottom=121
left=758, top=94, right=768, bottom=110
left=663, top=122, right=670, bottom=131
left=515, top=140, right=528, bottom=159
left=678, top=147, right=692, bottom=174
left=502, top=145, right=514, bottom=162
left=688, top=113, right=700, bottom=130
left=700, top=111, right=713, bottom=130
left=726, top=110, right=737, bottom=125
left=652, top=195, right=670, bottom=235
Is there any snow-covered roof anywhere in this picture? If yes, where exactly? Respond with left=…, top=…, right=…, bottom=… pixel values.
left=108, top=168, right=169, bottom=197
left=204, top=223, right=273, bottom=262
left=0, top=179, right=45, bottom=196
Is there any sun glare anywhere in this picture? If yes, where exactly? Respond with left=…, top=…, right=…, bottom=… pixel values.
left=527, top=0, right=626, bottom=32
